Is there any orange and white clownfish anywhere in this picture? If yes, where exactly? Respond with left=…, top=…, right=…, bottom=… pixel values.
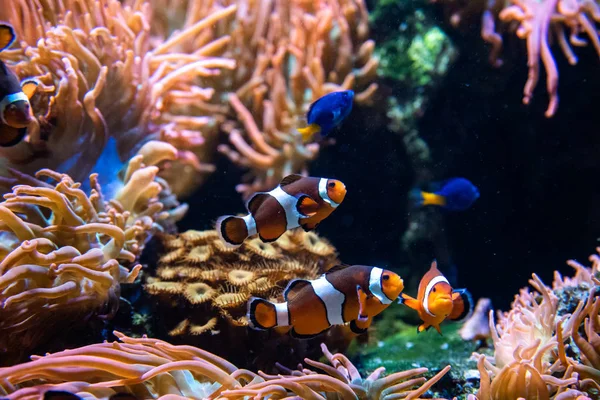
left=247, top=265, right=404, bottom=338
left=0, top=22, right=38, bottom=147
left=399, top=260, right=473, bottom=335
left=216, top=174, right=346, bottom=247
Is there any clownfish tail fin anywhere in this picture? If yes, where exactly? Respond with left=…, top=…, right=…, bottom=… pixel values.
left=449, top=288, right=474, bottom=322
left=216, top=215, right=248, bottom=248
left=247, top=297, right=283, bottom=330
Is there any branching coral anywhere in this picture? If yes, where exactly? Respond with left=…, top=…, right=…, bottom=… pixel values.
left=215, top=0, right=379, bottom=198
left=0, top=0, right=237, bottom=197
left=434, top=0, right=600, bottom=117
left=144, top=228, right=350, bottom=369
left=0, top=331, right=451, bottom=400
left=472, top=249, right=600, bottom=399
left=0, top=141, right=180, bottom=362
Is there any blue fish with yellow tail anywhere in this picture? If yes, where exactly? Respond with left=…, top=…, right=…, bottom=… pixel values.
left=411, top=178, right=480, bottom=212
left=297, top=90, right=354, bottom=142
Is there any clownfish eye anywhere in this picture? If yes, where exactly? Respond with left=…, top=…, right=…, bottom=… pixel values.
left=432, top=287, right=436, bottom=292
left=383, top=275, right=390, bottom=281
left=328, top=182, right=335, bottom=188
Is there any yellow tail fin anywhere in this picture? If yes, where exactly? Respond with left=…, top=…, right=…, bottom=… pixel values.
left=297, top=123, right=321, bottom=142
left=421, top=192, right=447, bottom=207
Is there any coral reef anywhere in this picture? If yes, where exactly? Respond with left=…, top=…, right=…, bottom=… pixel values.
left=144, top=228, right=352, bottom=369
left=473, top=249, right=600, bottom=399
left=433, top=0, right=600, bottom=117
left=0, top=331, right=451, bottom=400
left=0, top=141, right=180, bottom=364
left=216, top=0, right=379, bottom=198
left=459, top=297, right=492, bottom=342
left=0, top=0, right=237, bottom=197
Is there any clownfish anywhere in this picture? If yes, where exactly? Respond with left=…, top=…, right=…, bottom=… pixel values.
left=296, top=90, right=354, bottom=143
left=0, top=23, right=38, bottom=147
left=399, top=260, right=473, bottom=334
left=216, top=174, right=346, bottom=247
left=247, top=264, right=404, bottom=338
left=410, top=177, right=480, bottom=212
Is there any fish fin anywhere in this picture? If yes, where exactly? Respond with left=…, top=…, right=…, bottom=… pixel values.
left=417, top=323, right=431, bottom=333
left=421, top=191, right=447, bottom=207
left=247, top=297, right=281, bottom=329
left=349, top=319, right=369, bottom=335
left=433, top=324, right=443, bottom=335
left=296, top=194, right=319, bottom=218
left=0, top=125, right=27, bottom=147
left=216, top=215, right=248, bottom=247
left=109, top=394, right=138, bottom=400
left=280, top=174, right=304, bottom=187
left=20, top=79, right=39, bottom=99
left=0, top=23, right=16, bottom=52
left=43, top=391, right=82, bottom=400
left=300, top=220, right=320, bottom=231
left=258, top=225, right=287, bottom=243
left=290, top=326, right=329, bottom=340
left=325, top=264, right=349, bottom=274
left=246, top=192, right=270, bottom=214
left=449, top=288, right=474, bottom=321
left=356, top=285, right=369, bottom=322
left=399, top=293, right=420, bottom=311
left=283, top=278, right=311, bottom=301
left=408, top=188, right=425, bottom=207
left=297, top=123, right=321, bottom=142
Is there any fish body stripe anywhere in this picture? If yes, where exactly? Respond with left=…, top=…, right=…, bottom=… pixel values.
left=0, top=92, right=28, bottom=124
left=369, top=267, right=393, bottom=304
left=275, top=302, right=289, bottom=326
left=310, top=275, right=345, bottom=325
left=423, top=275, right=449, bottom=317
left=270, top=186, right=302, bottom=230
left=318, top=178, right=339, bottom=208
left=243, top=214, right=257, bottom=236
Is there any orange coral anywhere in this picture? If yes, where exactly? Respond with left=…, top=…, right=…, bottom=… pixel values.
left=0, top=141, right=178, bottom=362
left=0, top=331, right=451, bottom=400
left=0, top=0, right=236, bottom=197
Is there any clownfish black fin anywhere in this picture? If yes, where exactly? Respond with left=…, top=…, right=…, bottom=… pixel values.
left=300, top=220, right=320, bottom=231
left=43, top=391, right=82, bottom=400
left=283, top=278, right=310, bottom=301
left=20, top=79, right=39, bottom=99
left=280, top=174, right=303, bottom=187
left=247, top=297, right=282, bottom=330
left=0, top=23, right=16, bottom=52
left=449, top=288, right=474, bottom=321
left=296, top=194, right=319, bottom=218
left=246, top=191, right=270, bottom=214
left=0, top=125, right=27, bottom=147
left=216, top=215, right=247, bottom=247
left=349, top=320, right=368, bottom=335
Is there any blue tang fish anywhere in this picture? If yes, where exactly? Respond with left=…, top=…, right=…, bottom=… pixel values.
left=411, top=178, right=480, bottom=211
left=297, top=90, right=354, bottom=142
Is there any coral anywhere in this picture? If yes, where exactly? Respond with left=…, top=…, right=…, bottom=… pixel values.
left=433, top=0, right=600, bottom=117
left=459, top=298, right=493, bottom=342
left=0, top=141, right=179, bottom=363
left=0, top=331, right=451, bottom=400
left=215, top=0, right=379, bottom=198
left=472, top=249, right=600, bottom=399
left=0, top=0, right=236, bottom=197
left=143, top=228, right=349, bottom=369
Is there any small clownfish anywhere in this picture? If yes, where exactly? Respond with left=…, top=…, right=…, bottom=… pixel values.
left=399, top=260, right=473, bottom=334
left=216, top=174, right=346, bottom=247
left=0, top=23, right=38, bottom=147
left=410, top=177, right=480, bottom=212
left=297, top=90, right=354, bottom=143
left=247, top=264, right=404, bottom=338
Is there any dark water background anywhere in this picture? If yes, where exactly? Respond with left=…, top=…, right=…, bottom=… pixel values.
left=180, top=4, right=600, bottom=312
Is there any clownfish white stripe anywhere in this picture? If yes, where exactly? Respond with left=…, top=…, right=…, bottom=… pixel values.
left=423, top=275, right=449, bottom=317
left=242, top=214, right=257, bottom=237
left=270, top=186, right=303, bottom=230
left=311, top=275, right=345, bottom=325
left=369, top=267, right=393, bottom=305
left=319, top=178, right=339, bottom=208
left=275, top=302, right=289, bottom=326
left=0, top=92, right=28, bottom=124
